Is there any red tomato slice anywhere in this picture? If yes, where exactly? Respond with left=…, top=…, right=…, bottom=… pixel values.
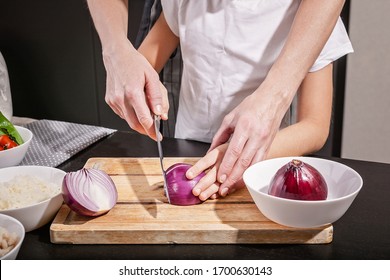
left=0, top=135, right=19, bottom=150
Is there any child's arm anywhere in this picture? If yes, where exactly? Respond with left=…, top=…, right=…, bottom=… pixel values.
left=188, top=64, right=333, bottom=200
left=138, top=12, right=180, bottom=73
left=266, top=63, right=333, bottom=158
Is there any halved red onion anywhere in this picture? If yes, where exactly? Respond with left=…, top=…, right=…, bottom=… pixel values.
left=62, top=168, right=118, bottom=216
left=165, top=163, right=206, bottom=206
left=268, top=159, right=328, bottom=201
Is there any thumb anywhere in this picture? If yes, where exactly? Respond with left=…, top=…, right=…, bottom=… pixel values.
left=144, top=71, right=163, bottom=116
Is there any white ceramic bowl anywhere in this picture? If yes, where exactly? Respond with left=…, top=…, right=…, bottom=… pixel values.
left=0, top=125, right=33, bottom=168
left=0, top=213, right=25, bottom=260
left=0, top=166, right=66, bottom=232
left=243, top=157, right=363, bottom=228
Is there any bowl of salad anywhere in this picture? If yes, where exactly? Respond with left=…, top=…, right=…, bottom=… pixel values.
left=0, top=112, right=33, bottom=168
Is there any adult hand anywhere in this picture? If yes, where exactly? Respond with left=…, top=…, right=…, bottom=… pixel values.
left=86, top=0, right=168, bottom=140
left=209, top=88, right=290, bottom=197
left=103, top=41, right=169, bottom=140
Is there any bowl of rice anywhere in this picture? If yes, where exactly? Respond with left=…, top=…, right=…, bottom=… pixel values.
left=0, top=166, right=66, bottom=232
left=0, top=213, right=25, bottom=260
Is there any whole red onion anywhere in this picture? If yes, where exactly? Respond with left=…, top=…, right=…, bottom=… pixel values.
left=268, top=159, right=328, bottom=201
left=165, top=163, right=206, bottom=206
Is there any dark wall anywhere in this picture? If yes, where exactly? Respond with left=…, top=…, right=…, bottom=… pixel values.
left=0, top=0, right=144, bottom=130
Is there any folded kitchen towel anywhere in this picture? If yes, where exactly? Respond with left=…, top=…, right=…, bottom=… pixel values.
left=20, top=119, right=116, bottom=167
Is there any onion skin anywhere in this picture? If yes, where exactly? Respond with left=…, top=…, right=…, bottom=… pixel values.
left=268, top=159, right=328, bottom=201
left=165, top=163, right=206, bottom=206
left=62, top=168, right=118, bottom=217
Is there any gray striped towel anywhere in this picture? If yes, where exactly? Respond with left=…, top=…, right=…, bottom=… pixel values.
left=20, top=119, right=116, bottom=167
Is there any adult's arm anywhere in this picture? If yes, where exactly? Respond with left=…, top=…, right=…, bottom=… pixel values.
left=86, top=0, right=168, bottom=140
left=209, top=0, right=346, bottom=196
left=266, top=64, right=333, bottom=159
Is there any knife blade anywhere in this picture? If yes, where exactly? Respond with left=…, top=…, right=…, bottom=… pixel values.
left=154, top=115, right=170, bottom=204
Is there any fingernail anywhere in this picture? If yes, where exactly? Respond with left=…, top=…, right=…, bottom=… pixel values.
left=219, top=174, right=227, bottom=183
left=221, top=188, right=229, bottom=197
left=199, top=193, right=207, bottom=201
left=193, top=188, right=201, bottom=196
left=186, top=170, right=194, bottom=179
left=156, top=104, right=162, bottom=114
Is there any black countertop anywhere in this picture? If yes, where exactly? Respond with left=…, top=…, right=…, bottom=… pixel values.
left=17, top=132, right=390, bottom=259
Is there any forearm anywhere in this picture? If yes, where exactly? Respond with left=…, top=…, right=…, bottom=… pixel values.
left=267, top=64, right=334, bottom=159
left=266, top=121, right=329, bottom=159
left=138, top=13, right=180, bottom=72
left=255, top=0, right=345, bottom=116
left=86, top=0, right=131, bottom=55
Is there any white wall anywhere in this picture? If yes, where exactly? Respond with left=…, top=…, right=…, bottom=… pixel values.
left=342, top=0, right=390, bottom=163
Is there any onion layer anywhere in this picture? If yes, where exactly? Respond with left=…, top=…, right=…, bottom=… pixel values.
left=268, top=159, right=328, bottom=201
left=62, top=168, right=118, bottom=216
left=165, top=163, right=206, bottom=206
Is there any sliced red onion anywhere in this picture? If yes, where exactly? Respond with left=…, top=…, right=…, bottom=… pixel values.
left=268, top=159, right=328, bottom=201
left=165, top=163, right=206, bottom=206
left=62, top=168, right=118, bottom=216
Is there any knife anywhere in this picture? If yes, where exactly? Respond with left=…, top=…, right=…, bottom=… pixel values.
left=154, top=115, right=170, bottom=204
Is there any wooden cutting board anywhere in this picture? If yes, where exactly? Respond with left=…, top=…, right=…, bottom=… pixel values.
left=50, top=157, right=333, bottom=244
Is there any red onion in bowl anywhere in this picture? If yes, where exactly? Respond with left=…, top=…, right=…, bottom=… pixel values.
left=165, top=163, right=206, bottom=206
left=268, top=159, right=328, bottom=201
left=62, top=168, right=118, bottom=216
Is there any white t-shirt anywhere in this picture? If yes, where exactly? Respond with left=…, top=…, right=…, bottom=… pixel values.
left=161, top=0, right=353, bottom=143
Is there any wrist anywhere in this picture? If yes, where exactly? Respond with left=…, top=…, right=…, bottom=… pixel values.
left=102, top=38, right=136, bottom=61
left=254, top=69, right=298, bottom=113
left=102, top=35, right=133, bottom=53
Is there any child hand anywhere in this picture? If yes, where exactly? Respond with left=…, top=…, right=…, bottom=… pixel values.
left=187, top=143, right=245, bottom=201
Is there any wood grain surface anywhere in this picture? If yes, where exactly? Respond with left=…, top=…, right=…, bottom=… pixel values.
left=50, top=157, right=333, bottom=244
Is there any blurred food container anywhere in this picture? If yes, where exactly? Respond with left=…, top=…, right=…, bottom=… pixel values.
left=0, top=52, right=13, bottom=120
